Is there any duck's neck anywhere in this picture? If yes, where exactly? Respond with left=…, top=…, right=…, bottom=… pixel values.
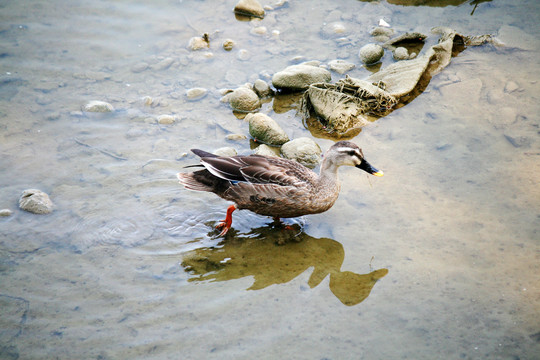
left=318, top=157, right=340, bottom=187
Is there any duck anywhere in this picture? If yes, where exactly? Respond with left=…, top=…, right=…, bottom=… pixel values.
left=177, top=140, right=383, bottom=236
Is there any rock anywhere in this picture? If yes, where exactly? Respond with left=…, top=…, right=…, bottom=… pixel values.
left=254, top=144, right=280, bottom=157
left=131, top=62, right=149, bottom=73
left=225, top=134, right=248, bottom=141
left=322, top=22, right=347, bottom=37
left=359, top=44, right=384, bottom=65
left=237, top=49, right=251, bottom=61
left=234, top=0, right=265, bottom=18
left=488, top=107, right=517, bottom=129
left=186, top=87, right=208, bottom=101
left=153, top=57, right=174, bottom=71
left=229, top=87, right=261, bottom=112
left=383, top=32, right=427, bottom=50
left=272, top=64, right=331, bottom=91
left=223, top=39, right=235, bottom=51
left=504, top=81, right=519, bottom=93
left=0, top=209, right=12, bottom=216
left=281, top=137, right=322, bottom=168
left=504, top=134, right=531, bottom=148
left=370, top=26, right=394, bottom=38
left=497, top=25, right=538, bottom=51
left=188, top=34, right=209, bottom=50
left=487, top=88, right=504, bottom=104
left=214, top=147, right=237, bottom=157
left=328, top=60, right=356, bottom=74
left=253, top=79, right=273, bottom=98
left=393, top=47, right=409, bottom=61
left=247, top=113, right=289, bottom=145
left=19, top=189, right=54, bottom=214
left=439, top=78, right=483, bottom=106
left=251, top=26, right=267, bottom=36
left=157, top=115, right=175, bottom=125
left=83, top=100, right=114, bottom=113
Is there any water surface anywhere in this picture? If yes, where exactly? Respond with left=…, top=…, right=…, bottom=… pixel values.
left=1, top=0, right=539, bottom=359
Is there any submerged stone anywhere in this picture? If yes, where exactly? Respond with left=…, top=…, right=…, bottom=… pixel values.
left=281, top=137, right=322, bottom=168
left=229, top=87, right=261, bottom=112
left=272, top=64, right=331, bottom=91
left=19, top=189, right=54, bottom=214
left=83, top=100, right=114, bottom=113
left=247, top=112, right=289, bottom=145
left=253, top=79, right=273, bottom=98
left=234, top=0, right=265, bottom=18
left=393, top=47, right=409, bottom=60
left=0, top=209, right=12, bottom=216
left=214, top=147, right=238, bottom=157
left=223, top=39, right=235, bottom=51
left=328, top=60, right=356, bottom=74
left=188, top=34, right=210, bottom=51
left=254, top=144, right=280, bottom=157
left=359, top=44, right=384, bottom=65
left=157, top=115, right=175, bottom=125
left=186, top=87, right=208, bottom=100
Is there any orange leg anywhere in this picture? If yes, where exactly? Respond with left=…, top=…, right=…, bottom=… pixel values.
left=273, top=217, right=294, bottom=231
left=216, top=205, right=236, bottom=236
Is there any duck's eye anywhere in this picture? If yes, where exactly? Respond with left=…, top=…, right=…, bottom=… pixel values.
left=347, top=150, right=356, bottom=156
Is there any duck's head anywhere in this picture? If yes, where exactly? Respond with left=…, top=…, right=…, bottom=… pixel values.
left=326, top=141, right=384, bottom=176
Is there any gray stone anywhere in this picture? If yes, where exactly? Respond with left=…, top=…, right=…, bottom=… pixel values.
left=247, top=113, right=289, bottom=145
left=254, top=144, right=280, bottom=157
left=370, top=26, right=395, bottom=38
left=19, top=189, right=54, bottom=214
left=83, top=100, right=114, bottom=113
left=214, top=147, right=237, bottom=157
left=393, top=47, right=409, bottom=61
left=488, top=107, right=517, bottom=129
left=0, top=209, right=12, bottom=216
left=223, top=39, right=235, bottom=51
left=157, top=115, right=175, bottom=125
left=328, top=60, right=356, bottom=74
left=321, top=22, right=348, bottom=37
left=188, top=35, right=209, bottom=51
left=504, top=134, right=531, bottom=148
left=229, top=87, right=261, bottom=112
left=186, top=87, right=208, bottom=101
left=131, top=62, right=149, bottom=73
left=272, top=64, right=331, bottom=91
left=253, top=79, right=273, bottom=98
left=234, top=0, right=265, bottom=18
left=504, top=81, right=519, bottom=93
left=358, top=44, right=384, bottom=65
left=281, top=137, right=322, bottom=168
left=237, top=49, right=251, bottom=61
left=497, top=25, right=538, bottom=51
left=225, top=134, right=248, bottom=141
left=153, top=57, right=174, bottom=71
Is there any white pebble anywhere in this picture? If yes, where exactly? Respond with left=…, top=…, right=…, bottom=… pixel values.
left=0, top=209, right=12, bottom=216
left=157, top=115, right=175, bottom=125
left=83, top=100, right=114, bottom=113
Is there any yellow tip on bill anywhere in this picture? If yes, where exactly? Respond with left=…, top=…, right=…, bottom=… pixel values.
left=372, top=171, right=384, bottom=177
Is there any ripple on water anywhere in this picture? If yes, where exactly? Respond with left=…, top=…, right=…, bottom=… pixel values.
left=75, top=213, right=155, bottom=249
left=157, top=201, right=307, bottom=247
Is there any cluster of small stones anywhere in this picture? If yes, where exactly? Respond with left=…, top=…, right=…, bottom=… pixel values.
left=245, top=112, right=322, bottom=168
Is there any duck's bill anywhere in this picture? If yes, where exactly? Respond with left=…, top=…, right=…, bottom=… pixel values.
left=357, top=159, right=384, bottom=177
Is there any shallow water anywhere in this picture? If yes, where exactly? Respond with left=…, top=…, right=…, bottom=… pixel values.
left=1, top=0, right=539, bottom=359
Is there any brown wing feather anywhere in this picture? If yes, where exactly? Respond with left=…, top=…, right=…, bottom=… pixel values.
left=197, top=153, right=317, bottom=188
left=237, top=156, right=316, bottom=186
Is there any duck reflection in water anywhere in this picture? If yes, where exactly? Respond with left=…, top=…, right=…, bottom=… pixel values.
left=181, top=224, right=388, bottom=306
